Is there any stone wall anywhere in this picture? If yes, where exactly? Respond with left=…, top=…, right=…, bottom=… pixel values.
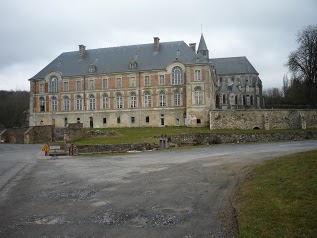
left=24, top=125, right=54, bottom=144
left=64, top=123, right=84, bottom=142
left=76, top=143, right=154, bottom=154
left=209, top=109, right=317, bottom=130
left=169, top=131, right=317, bottom=146
left=2, top=128, right=27, bottom=143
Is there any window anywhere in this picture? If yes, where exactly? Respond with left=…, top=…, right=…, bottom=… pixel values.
left=144, top=76, right=150, bottom=86
left=39, top=83, right=44, bottom=94
left=117, top=117, right=121, bottom=123
left=159, top=75, right=165, bottom=85
left=63, top=96, right=70, bottom=111
left=130, top=77, right=136, bottom=87
left=88, top=65, right=96, bottom=73
left=63, top=81, right=69, bottom=92
left=102, top=94, right=109, bottom=109
left=195, top=70, right=201, bottom=81
left=235, top=95, right=238, bottom=105
left=159, top=91, right=166, bottom=107
left=76, top=95, right=83, bottom=111
left=116, top=93, right=123, bottom=109
left=172, top=66, right=183, bottom=85
left=39, top=97, right=45, bottom=112
left=51, top=96, right=57, bottom=111
left=176, top=118, right=180, bottom=125
left=76, top=81, right=82, bottom=91
left=103, top=79, right=108, bottom=89
left=194, top=87, right=202, bottom=105
left=49, top=76, right=58, bottom=93
left=145, top=116, right=150, bottom=123
left=174, top=90, right=181, bottom=106
left=89, top=95, right=95, bottom=110
left=131, top=117, right=135, bottom=123
left=77, top=118, right=80, bottom=123
left=197, top=119, right=201, bottom=124
left=130, top=93, right=137, bottom=108
left=144, top=92, right=151, bottom=107
left=103, top=118, right=107, bottom=124
left=116, top=78, right=122, bottom=88
left=89, top=80, right=94, bottom=90
left=222, top=94, right=226, bottom=104
left=129, top=61, right=137, bottom=70
left=250, top=95, right=254, bottom=105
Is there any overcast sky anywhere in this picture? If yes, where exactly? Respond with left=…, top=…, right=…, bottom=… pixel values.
left=1, top=0, right=316, bottom=91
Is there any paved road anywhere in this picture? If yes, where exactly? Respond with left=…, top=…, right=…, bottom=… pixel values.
left=0, top=144, right=41, bottom=192
left=0, top=141, right=316, bottom=238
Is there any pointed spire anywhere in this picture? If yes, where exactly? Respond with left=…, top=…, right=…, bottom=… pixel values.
left=197, top=34, right=209, bottom=59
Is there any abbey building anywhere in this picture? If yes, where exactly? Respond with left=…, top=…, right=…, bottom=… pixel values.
left=29, top=34, right=263, bottom=128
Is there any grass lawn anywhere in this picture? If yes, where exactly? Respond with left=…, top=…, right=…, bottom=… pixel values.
left=73, top=127, right=317, bottom=145
left=235, top=150, right=317, bottom=238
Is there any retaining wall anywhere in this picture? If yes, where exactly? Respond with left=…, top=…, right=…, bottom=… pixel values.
left=209, top=109, right=317, bottom=130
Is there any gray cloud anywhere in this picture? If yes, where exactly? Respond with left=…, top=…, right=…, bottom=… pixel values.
left=0, top=0, right=316, bottom=90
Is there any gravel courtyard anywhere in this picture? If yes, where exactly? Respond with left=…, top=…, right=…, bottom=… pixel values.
left=1, top=141, right=317, bottom=238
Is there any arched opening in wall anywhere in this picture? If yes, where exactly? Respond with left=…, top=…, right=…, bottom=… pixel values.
left=222, top=94, right=226, bottom=104
left=90, top=117, right=93, bottom=128
left=64, top=118, right=68, bottom=128
left=250, top=95, right=254, bottom=105
left=253, top=127, right=260, bottom=130
left=235, top=95, right=238, bottom=105
left=243, top=95, right=246, bottom=105
left=216, top=95, right=220, bottom=108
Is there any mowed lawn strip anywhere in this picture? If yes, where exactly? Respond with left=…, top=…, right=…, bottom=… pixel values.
left=73, top=127, right=317, bottom=145
left=235, top=150, right=317, bottom=238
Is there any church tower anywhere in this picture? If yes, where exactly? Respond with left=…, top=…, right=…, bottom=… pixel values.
left=197, top=34, right=209, bottom=59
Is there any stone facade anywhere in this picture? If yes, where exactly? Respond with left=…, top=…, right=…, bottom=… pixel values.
left=209, top=109, right=317, bottom=130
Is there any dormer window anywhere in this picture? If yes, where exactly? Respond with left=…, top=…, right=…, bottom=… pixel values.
left=129, top=60, right=138, bottom=70
left=88, top=64, right=96, bottom=73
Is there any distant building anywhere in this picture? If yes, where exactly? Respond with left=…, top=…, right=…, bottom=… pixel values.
left=29, top=34, right=263, bottom=128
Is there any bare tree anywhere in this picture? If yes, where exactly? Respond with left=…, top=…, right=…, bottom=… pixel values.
left=286, top=25, right=317, bottom=106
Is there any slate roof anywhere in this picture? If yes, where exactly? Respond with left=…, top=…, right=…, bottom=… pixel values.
left=197, top=34, right=208, bottom=51
left=210, top=56, right=258, bottom=75
left=30, top=41, right=209, bottom=80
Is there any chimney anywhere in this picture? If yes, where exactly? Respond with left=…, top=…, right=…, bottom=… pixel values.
left=189, top=43, right=196, bottom=52
left=79, top=45, right=86, bottom=59
left=154, top=37, right=160, bottom=52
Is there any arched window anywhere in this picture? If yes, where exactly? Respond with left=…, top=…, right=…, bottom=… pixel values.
left=89, top=95, right=95, bottom=110
left=235, top=95, right=238, bottom=105
left=51, top=96, right=57, bottom=111
left=103, top=94, right=109, bottom=109
left=222, top=94, right=226, bottom=104
left=76, top=95, right=82, bottom=111
left=63, top=96, right=70, bottom=111
left=39, top=97, right=45, bottom=112
left=159, top=91, right=166, bottom=107
left=116, top=93, right=123, bottom=109
left=216, top=95, right=220, bottom=108
left=250, top=95, right=254, bottom=105
left=130, top=92, right=137, bottom=108
left=174, top=90, right=181, bottom=106
left=194, top=87, right=202, bottom=105
left=172, top=66, right=183, bottom=85
left=49, top=76, right=58, bottom=93
left=144, top=92, right=151, bottom=107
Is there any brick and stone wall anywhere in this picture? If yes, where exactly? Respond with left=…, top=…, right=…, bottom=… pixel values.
left=209, top=109, right=317, bottom=130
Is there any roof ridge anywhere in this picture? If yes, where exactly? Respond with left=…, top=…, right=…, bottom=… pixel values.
left=64, top=40, right=186, bottom=54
